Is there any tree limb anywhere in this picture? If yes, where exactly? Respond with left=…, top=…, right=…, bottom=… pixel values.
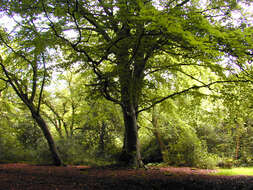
left=0, top=56, right=32, bottom=109
left=42, top=1, right=97, bottom=65
left=37, top=53, right=47, bottom=114
left=75, top=0, right=111, bottom=42
left=137, top=80, right=250, bottom=113
left=176, top=0, right=190, bottom=7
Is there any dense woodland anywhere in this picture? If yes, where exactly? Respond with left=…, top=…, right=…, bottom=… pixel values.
left=0, top=0, right=253, bottom=169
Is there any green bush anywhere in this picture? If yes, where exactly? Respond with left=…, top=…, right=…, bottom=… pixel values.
left=167, top=124, right=214, bottom=168
left=195, top=152, right=219, bottom=169
left=55, top=138, right=120, bottom=165
left=141, top=124, right=219, bottom=169
left=238, top=157, right=253, bottom=167
left=141, top=137, right=163, bottom=164
left=34, top=140, right=54, bottom=164
left=0, top=134, right=27, bottom=163
left=218, top=158, right=235, bottom=169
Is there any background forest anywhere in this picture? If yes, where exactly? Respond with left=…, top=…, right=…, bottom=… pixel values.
left=0, top=0, right=253, bottom=169
left=1, top=71, right=253, bottom=169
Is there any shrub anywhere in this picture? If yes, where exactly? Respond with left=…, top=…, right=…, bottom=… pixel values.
left=141, top=123, right=220, bottom=169
left=141, top=137, right=163, bottom=164
left=195, top=153, right=219, bottom=169
left=218, top=158, right=234, bottom=169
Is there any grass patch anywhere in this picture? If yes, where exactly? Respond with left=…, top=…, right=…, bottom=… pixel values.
left=214, top=167, right=253, bottom=176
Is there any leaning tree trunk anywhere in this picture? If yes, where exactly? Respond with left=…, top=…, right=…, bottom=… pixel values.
left=31, top=110, right=62, bottom=166
left=119, top=103, right=143, bottom=168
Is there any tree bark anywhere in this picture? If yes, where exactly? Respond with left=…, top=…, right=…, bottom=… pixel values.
left=119, top=104, right=143, bottom=168
left=31, top=110, right=63, bottom=166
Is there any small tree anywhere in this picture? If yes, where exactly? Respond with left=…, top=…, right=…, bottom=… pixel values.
left=0, top=27, right=62, bottom=165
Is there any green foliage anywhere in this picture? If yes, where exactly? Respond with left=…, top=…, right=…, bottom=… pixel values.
left=141, top=120, right=219, bottom=169
left=141, top=137, right=163, bottom=163
left=218, top=158, right=235, bottom=169
left=166, top=124, right=217, bottom=168
left=55, top=138, right=120, bottom=165
left=14, top=120, right=43, bottom=149
left=195, top=153, right=219, bottom=169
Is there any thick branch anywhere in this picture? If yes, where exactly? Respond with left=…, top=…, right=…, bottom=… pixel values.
left=76, top=1, right=111, bottom=42
left=37, top=53, right=47, bottom=114
left=176, top=0, right=190, bottom=7
left=0, top=30, right=38, bottom=103
left=0, top=57, right=32, bottom=109
left=102, top=88, right=121, bottom=105
left=0, top=34, right=34, bottom=66
left=43, top=100, right=63, bottom=122
left=66, top=0, right=82, bottom=46
left=30, top=60, right=38, bottom=102
left=98, top=0, right=118, bottom=32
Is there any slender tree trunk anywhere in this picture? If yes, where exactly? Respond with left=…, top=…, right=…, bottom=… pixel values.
left=70, top=104, right=75, bottom=137
left=151, top=107, right=169, bottom=163
left=55, top=120, right=64, bottom=139
left=119, top=104, right=143, bottom=168
left=31, top=111, right=63, bottom=166
left=235, top=123, right=241, bottom=160
left=235, top=134, right=240, bottom=160
left=63, top=122, right=69, bottom=138
left=98, top=121, right=106, bottom=156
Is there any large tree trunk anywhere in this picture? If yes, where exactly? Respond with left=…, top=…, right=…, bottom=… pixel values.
left=116, top=29, right=145, bottom=168
left=31, top=111, right=63, bottom=166
left=119, top=104, right=143, bottom=168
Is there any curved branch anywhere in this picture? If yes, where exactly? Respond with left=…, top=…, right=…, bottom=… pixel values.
left=0, top=34, right=34, bottom=66
left=0, top=57, right=32, bottom=109
left=137, top=80, right=250, bottom=113
left=66, top=0, right=82, bottom=46
left=175, top=69, right=207, bottom=86
left=42, top=1, right=97, bottom=65
left=176, top=0, right=190, bottom=7
left=101, top=81, right=122, bottom=105
left=77, top=2, right=111, bottom=42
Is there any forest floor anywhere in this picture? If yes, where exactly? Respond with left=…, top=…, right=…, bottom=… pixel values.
left=0, top=163, right=253, bottom=190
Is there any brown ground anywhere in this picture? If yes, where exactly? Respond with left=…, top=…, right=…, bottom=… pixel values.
left=0, top=163, right=253, bottom=190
